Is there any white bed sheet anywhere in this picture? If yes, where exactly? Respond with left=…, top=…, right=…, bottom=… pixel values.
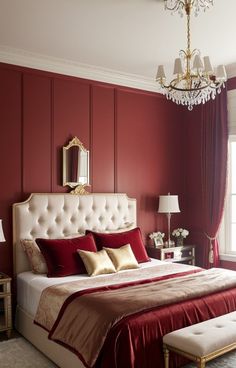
left=17, top=258, right=171, bottom=318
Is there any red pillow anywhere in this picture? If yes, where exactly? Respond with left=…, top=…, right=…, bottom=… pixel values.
left=86, top=228, right=150, bottom=263
left=36, top=234, right=97, bottom=277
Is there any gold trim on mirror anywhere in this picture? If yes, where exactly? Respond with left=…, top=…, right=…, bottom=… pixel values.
left=65, top=136, right=87, bottom=151
left=63, top=136, right=90, bottom=192
left=70, top=184, right=90, bottom=195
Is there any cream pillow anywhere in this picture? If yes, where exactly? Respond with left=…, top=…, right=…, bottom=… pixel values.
left=77, top=249, right=116, bottom=276
left=21, top=239, right=48, bottom=274
left=103, top=244, right=139, bottom=271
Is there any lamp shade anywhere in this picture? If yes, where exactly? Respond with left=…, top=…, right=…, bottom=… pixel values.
left=156, top=65, right=166, bottom=80
left=216, top=65, right=227, bottom=81
left=203, top=56, right=213, bottom=74
left=158, top=194, right=180, bottom=213
left=0, top=220, right=5, bottom=242
left=173, top=58, right=184, bottom=75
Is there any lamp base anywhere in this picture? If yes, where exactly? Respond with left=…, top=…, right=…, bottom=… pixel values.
left=164, top=240, right=175, bottom=248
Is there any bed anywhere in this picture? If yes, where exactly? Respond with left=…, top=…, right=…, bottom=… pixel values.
left=13, top=193, right=236, bottom=368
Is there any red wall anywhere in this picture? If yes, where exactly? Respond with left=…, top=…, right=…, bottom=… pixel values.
left=0, top=63, right=186, bottom=276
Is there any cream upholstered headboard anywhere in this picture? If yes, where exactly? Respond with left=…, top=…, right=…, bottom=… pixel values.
left=13, top=193, right=136, bottom=275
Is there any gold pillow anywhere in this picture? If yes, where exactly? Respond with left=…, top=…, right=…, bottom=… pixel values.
left=103, top=244, right=139, bottom=271
left=77, top=249, right=116, bottom=277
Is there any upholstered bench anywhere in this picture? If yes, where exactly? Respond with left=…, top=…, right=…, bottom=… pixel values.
left=163, top=311, right=236, bottom=368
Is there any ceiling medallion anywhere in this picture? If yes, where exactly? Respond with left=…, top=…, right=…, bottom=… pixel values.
left=156, top=0, right=227, bottom=111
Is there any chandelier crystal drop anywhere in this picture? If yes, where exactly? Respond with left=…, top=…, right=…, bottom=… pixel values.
left=156, top=0, right=227, bottom=111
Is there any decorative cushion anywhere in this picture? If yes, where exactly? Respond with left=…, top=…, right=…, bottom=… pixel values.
left=77, top=249, right=116, bottom=277
left=103, top=244, right=139, bottom=271
left=36, top=233, right=97, bottom=277
left=86, top=228, right=150, bottom=263
left=21, top=239, right=48, bottom=274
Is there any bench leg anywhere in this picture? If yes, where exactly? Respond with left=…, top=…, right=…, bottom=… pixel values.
left=197, top=359, right=205, bottom=368
left=163, top=346, right=169, bottom=368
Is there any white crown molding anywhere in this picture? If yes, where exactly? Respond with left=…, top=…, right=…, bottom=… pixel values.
left=0, top=45, right=161, bottom=94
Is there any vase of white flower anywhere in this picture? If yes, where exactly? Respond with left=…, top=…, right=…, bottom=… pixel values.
left=176, top=235, right=184, bottom=247
left=172, top=228, right=189, bottom=247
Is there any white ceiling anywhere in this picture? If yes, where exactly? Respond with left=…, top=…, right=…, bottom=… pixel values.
left=0, top=0, right=236, bottom=91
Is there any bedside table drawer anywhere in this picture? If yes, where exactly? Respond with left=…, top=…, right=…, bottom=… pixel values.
left=146, top=245, right=196, bottom=266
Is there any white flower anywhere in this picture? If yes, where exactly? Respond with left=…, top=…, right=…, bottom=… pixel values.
left=149, top=231, right=165, bottom=239
left=172, top=228, right=189, bottom=238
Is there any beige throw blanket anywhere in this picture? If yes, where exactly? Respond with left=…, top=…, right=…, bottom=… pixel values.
left=35, top=267, right=236, bottom=367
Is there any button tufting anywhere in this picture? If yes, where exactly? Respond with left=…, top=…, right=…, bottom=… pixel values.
left=193, top=332, right=203, bottom=335
left=215, top=325, right=224, bottom=328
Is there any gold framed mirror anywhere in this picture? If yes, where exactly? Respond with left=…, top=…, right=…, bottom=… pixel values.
left=63, top=137, right=90, bottom=194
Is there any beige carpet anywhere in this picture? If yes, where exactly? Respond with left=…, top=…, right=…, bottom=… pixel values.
left=0, top=337, right=58, bottom=368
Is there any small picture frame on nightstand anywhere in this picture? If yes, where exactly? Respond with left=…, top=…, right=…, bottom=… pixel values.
left=154, top=238, right=163, bottom=248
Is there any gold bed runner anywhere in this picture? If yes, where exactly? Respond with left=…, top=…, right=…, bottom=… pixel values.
left=35, top=267, right=236, bottom=367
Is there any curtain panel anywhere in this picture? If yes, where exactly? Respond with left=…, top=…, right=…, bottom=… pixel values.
left=201, top=88, right=228, bottom=268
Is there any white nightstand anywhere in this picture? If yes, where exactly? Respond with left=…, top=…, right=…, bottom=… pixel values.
left=146, top=245, right=196, bottom=266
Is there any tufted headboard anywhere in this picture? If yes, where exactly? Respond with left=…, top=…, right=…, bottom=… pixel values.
left=13, top=193, right=136, bottom=275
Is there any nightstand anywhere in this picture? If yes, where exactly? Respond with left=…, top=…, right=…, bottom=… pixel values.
left=0, top=273, right=12, bottom=338
left=147, top=245, right=196, bottom=266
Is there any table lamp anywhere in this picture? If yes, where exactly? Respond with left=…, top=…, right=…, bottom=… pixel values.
left=0, top=219, right=6, bottom=243
left=158, top=193, right=180, bottom=247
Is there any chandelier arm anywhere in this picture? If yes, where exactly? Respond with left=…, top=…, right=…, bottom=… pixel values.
left=169, top=76, right=211, bottom=92
left=164, top=0, right=185, bottom=12
left=164, top=1, right=214, bottom=16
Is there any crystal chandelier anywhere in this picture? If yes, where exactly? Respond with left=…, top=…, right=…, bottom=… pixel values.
left=156, top=0, right=227, bottom=111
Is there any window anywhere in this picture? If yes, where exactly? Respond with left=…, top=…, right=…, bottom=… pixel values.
left=220, top=136, right=236, bottom=256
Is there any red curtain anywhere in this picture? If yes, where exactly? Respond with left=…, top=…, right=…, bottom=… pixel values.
left=201, top=88, right=228, bottom=268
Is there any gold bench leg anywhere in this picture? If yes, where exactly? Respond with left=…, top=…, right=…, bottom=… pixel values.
left=197, top=359, right=205, bottom=368
left=163, top=345, right=169, bottom=368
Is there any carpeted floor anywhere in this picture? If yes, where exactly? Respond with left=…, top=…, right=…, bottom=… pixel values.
left=0, top=337, right=57, bottom=368
left=1, top=336, right=236, bottom=367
